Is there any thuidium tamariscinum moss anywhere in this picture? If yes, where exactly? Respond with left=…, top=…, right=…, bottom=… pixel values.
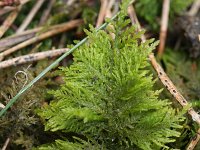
left=36, top=1, right=186, bottom=150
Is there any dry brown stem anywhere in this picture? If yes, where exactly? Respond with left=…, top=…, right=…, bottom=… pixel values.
left=16, top=0, right=45, bottom=34
left=96, top=0, right=108, bottom=27
left=0, top=0, right=20, bottom=7
left=0, top=102, right=5, bottom=108
left=0, top=48, right=69, bottom=69
left=0, top=21, right=83, bottom=51
left=0, top=0, right=30, bottom=16
left=20, top=0, right=31, bottom=4
left=0, top=19, right=83, bottom=61
left=0, top=7, right=16, bottom=16
left=157, top=0, right=170, bottom=58
left=0, top=32, right=35, bottom=51
left=2, top=137, right=10, bottom=150
left=187, top=0, right=200, bottom=17
left=0, top=7, right=20, bottom=38
left=127, top=6, right=145, bottom=41
left=105, top=0, right=115, bottom=18
left=187, top=128, right=200, bottom=150
left=39, top=0, right=55, bottom=26
left=127, top=5, right=136, bottom=25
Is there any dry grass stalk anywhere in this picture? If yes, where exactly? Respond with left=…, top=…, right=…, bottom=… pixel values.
left=0, top=32, right=35, bottom=51
left=128, top=5, right=136, bottom=25
left=0, top=7, right=20, bottom=38
left=96, top=0, right=108, bottom=27
left=0, top=48, right=69, bottom=69
left=104, top=0, right=115, bottom=39
left=16, top=0, right=45, bottom=34
left=0, top=102, right=5, bottom=108
left=0, top=0, right=20, bottom=7
left=157, top=0, right=170, bottom=58
left=0, top=19, right=83, bottom=61
left=39, top=0, right=55, bottom=26
left=187, top=0, right=200, bottom=17
left=127, top=6, right=145, bottom=41
left=0, top=21, right=83, bottom=51
left=2, top=137, right=10, bottom=150
left=105, top=0, right=115, bottom=18
left=0, top=7, right=16, bottom=16
left=20, top=0, right=30, bottom=4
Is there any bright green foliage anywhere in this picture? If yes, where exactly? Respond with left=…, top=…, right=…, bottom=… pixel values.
left=135, top=0, right=194, bottom=30
left=37, top=2, right=184, bottom=150
left=35, top=140, right=88, bottom=150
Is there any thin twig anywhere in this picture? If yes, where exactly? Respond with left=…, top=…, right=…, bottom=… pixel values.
left=0, top=0, right=30, bottom=16
left=127, top=5, right=145, bottom=41
left=1, top=25, right=43, bottom=40
left=0, top=7, right=20, bottom=38
left=16, top=0, right=45, bottom=34
left=0, top=21, right=82, bottom=51
left=0, top=7, right=16, bottom=16
left=96, top=0, right=115, bottom=38
left=187, top=128, right=200, bottom=150
left=2, top=137, right=10, bottom=150
left=0, top=32, right=35, bottom=51
left=157, top=0, right=170, bottom=58
left=0, top=19, right=83, bottom=61
left=39, top=0, right=55, bottom=26
left=0, top=102, right=5, bottom=108
left=104, top=0, right=115, bottom=39
left=128, top=5, right=136, bottom=25
left=0, top=48, right=69, bottom=69
left=187, top=0, right=200, bottom=17
left=96, top=0, right=108, bottom=27
left=20, top=0, right=31, bottom=4
left=105, top=0, right=115, bottom=18
left=0, top=0, right=20, bottom=7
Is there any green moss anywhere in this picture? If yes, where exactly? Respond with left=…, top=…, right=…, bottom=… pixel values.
left=36, top=1, right=185, bottom=149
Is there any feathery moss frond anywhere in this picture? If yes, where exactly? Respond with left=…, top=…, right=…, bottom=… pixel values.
left=37, top=1, right=185, bottom=149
